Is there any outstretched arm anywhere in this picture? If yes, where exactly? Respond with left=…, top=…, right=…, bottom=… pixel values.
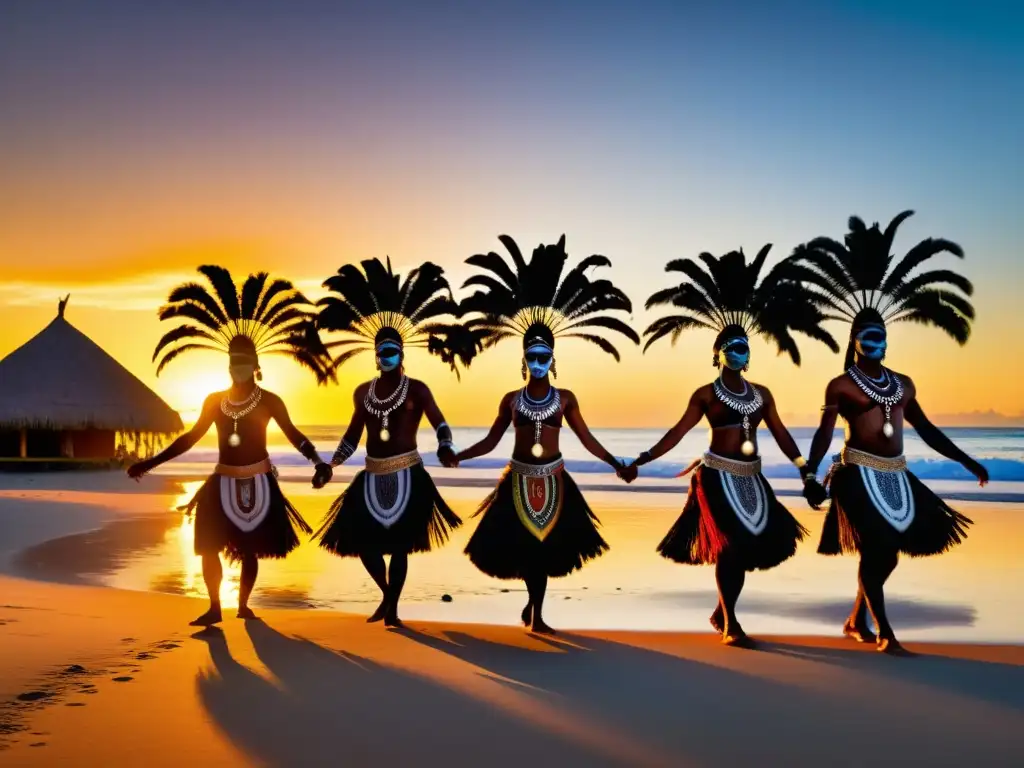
left=761, top=388, right=813, bottom=479
left=807, top=379, right=841, bottom=475
left=455, top=393, right=513, bottom=463
left=127, top=394, right=217, bottom=479
left=266, top=393, right=333, bottom=487
left=633, top=389, right=705, bottom=467
left=905, top=389, right=988, bottom=485
left=330, top=390, right=366, bottom=467
left=417, top=381, right=457, bottom=466
left=562, top=390, right=621, bottom=471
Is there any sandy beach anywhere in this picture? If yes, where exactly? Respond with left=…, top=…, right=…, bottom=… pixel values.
left=2, top=471, right=1023, bottom=766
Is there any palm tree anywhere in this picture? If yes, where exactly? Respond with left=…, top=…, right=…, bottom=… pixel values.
left=153, top=265, right=333, bottom=383
left=459, top=234, right=640, bottom=359
left=784, top=210, right=974, bottom=345
left=643, top=244, right=840, bottom=364
left=316, top=257, right=485, bottom=379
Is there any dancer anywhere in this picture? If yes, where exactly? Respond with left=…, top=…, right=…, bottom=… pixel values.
left=454, top=234, right=637, bottom=633
left=627, top=245, right=839, bottom=646
left=128, top=266, right=333, bottom=626
left=793, top=212, right=987, bottom=654
left=313, top=258, right=478, bottom=627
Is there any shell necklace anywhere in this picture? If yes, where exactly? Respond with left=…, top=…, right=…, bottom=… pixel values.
left=515, top=386, right=561, bottom=458
left=712, top=377, right=763, bottom=456
left=221, top=387, right=263, bottom=448
left=847, top=366, right=903, bottom=439
left=364, top=375, right=409, bottom=442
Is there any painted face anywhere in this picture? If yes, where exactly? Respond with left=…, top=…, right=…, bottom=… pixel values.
left=229, top=363, right=255, bottom=383
left=717, top=337, right=750, bottom=371
left=855, top=325, right=887, bottom=361
left=376, top=342, right=402, bottom=372
left=524, top=344, right=553, bottom=379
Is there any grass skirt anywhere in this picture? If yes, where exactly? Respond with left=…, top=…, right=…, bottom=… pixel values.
left=315, top=463, right=461, bottom=556
left=186, top=472, right=311, bottom=562
left=819, top=464, right=972, bottom=557
left=657, top=465, right=807, bottom=571
left=465, top=465, right=608, bottom=580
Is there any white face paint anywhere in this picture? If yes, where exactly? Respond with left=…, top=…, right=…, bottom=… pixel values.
left=229, top=364, right=255, bottom=383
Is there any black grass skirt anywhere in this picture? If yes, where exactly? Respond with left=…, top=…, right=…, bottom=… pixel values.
left=186, top=472, right=312, bottom=562
left=465, top=466, right=608, bottom=580
left=819, top=464, right=972, bottom=557
left=657, top=465, right=807, bottom=572
left=315, top=463, right=461, bottom=556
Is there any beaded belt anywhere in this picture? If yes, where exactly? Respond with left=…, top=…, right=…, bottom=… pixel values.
left=840, top=446, right=907, bottom=472
left=702, top=452, right=761, bottom=477
left=365, top=450, right=422, bottom=474
left=509, top=457, right=564, bottom=477
left=214, top=457, right=272, bottom=479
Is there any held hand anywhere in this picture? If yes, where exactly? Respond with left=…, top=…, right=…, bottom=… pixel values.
left=126, top=459, right=152, bottom=482
left=311, top=462, right=333, bottom=489
left=620, top=464, right=639, bottom=483
left=967, top=460, right=989, bottom=487
left=438, top=445, right=458, bottom=468
left=803, top=478, right=828, bottom=510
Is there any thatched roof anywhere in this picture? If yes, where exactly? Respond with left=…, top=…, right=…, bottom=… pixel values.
left=0, top=297, right=183, bottom=433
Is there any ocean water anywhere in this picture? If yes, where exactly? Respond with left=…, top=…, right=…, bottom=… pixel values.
left=159, top=426, right=1024, bottom=500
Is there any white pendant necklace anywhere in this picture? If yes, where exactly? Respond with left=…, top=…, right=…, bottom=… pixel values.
left=221, top=387, right=262, bottom=447
left=713, top=377, right=762, bottom=456
left=516, top=386, right=560, bottom=458
left=365, top=375, right=409, bottom=442
left=847, top=366, right=903, bottom=439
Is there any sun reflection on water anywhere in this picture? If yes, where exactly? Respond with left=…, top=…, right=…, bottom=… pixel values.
left=173, top=481, right=241, bottom=608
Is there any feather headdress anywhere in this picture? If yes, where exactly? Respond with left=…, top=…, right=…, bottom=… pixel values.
left=316, top=257, right=484, bottom=378
left=153, top=265, right=332, bottom=382
left=643, top=244, right=840, bottom=364
left=782, top=210, right=975, bottom=366
left=459, top=234, right=640, bottom=359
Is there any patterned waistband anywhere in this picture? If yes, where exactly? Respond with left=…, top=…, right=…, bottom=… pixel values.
left=214, top=457, right=272, bottom=479
left=509, top=457, right=565, bottom=477
left=365, top=450, right=422, bottom=474
left=840, top=446, right=907, bottom=472
left=702, top=452, right=761, bottom=477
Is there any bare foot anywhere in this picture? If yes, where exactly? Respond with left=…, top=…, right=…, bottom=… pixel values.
left=710, top=608, right=725, bottom=635
left=384, top=611, right=404, bottom=629
left=189, top=607, right=222, bottom=627
left=842, top=619, right=876, bottom=644
left=521, top=601, right=533, bottom=627
left=531, top=618, right=557, bottom=635
left=722, top=622, right=754, bottom=648
left=877, top=637, right=915, bottom=656
left=367, top=599, right=388, bottom=623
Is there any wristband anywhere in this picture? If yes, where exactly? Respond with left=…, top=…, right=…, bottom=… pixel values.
left=299, top=440, right=321, bottom=464
left=331, top=439, right=356, bottom=467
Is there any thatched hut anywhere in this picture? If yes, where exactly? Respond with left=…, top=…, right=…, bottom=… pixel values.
left=0, top=296, right=183, bottom=467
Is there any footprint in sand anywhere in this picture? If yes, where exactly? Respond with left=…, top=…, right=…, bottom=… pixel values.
left=156, top=642, right=181, bottom=650
left=65, top=703, right=86, bottom=707
left=135, top=652, right=155, bottom=660
left=16, top=692, right=53, bottom=703
left=61, top=665, right=87, bottom=676
left=29, top=742, right=47, bottom=748
left=112, top=676, right=134, bottom=683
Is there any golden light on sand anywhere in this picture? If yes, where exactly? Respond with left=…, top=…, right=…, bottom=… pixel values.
left=173, top=481, right=241, bottom=608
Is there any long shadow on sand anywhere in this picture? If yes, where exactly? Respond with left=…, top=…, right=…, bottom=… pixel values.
left=397, top=627, right=1024, bottom=766
left=194, top=623, right=630, bottom=767
left=757, top=638, right=1024, bottom=712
